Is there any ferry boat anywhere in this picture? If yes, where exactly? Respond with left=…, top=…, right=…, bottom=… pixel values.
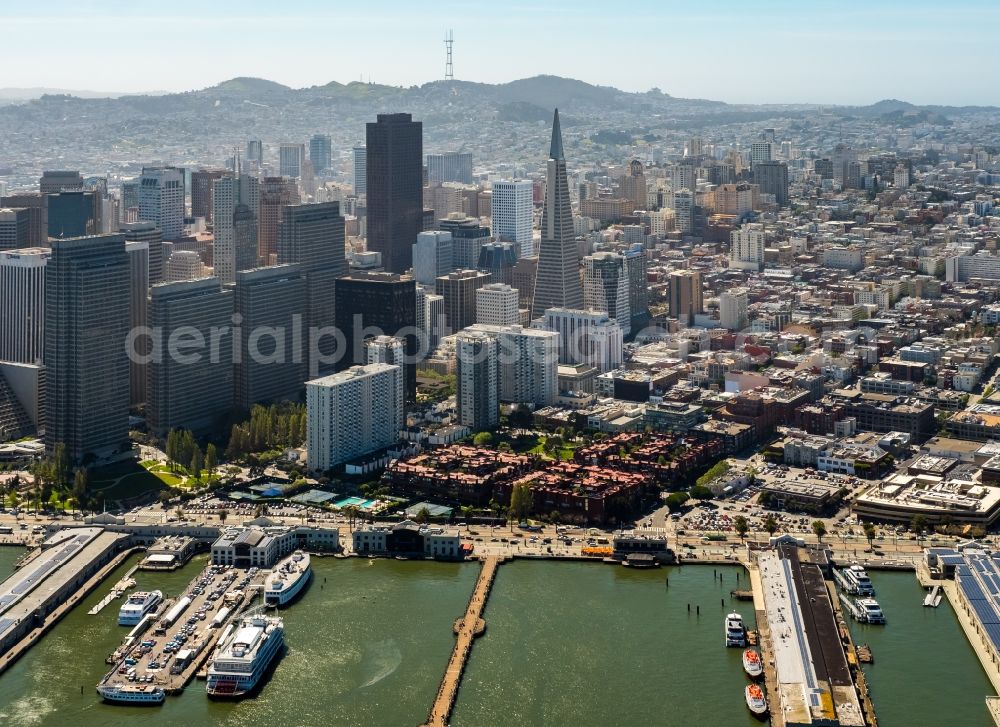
left=855, top=597, right=886, bottom=624
left=843, top=564, right=875, bottom=596
left=745, top=682, right=768, bottom=718
left=206, top=614, right=284, bottom=698
left=264, top=551, right=312, bottom=607
left=742, top=648, right=763, bottom=679
left=96, top=684, right=165, bottom=705
left=725, top=612, right=746, bottom=647
left=118, top=590, right=163, bottom=626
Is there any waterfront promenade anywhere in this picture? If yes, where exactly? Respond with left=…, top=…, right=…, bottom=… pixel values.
left=423, top=555, right=503, bottom=727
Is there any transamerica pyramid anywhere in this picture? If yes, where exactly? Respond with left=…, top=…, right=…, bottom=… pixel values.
left=531, top=109, right=584, bottom=319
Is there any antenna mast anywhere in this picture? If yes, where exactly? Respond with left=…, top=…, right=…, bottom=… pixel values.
left=444, top=29, right=454, bottom=81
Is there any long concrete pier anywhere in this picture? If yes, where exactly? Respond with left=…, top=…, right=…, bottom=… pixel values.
left=422, top=556, right=503, bottom=727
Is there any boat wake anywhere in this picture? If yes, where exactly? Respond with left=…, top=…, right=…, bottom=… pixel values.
left=0, top=694, right=56, bottom=726
left=359, top=639, right=402, bottom=688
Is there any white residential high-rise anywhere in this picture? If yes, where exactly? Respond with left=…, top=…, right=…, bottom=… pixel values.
left=583, top=251, right=630, bottom=335
left=306, top=362, right=404, bottom=471
left=412, top=230, right=454, bottom=285
left=365, top=335, right=406, bottom=370
left=719, top=289, right=749, bottom=331
left=670, top=163, right=697, bottom=192
left=730, top=223, right=766, bottom=272
left=353, top=146, right=367, bottom=196
left=894, top=164, right=910, bottom=189
left=490, top=179, right=533, bottom=257
left=416, top=285, right=446, bottom=353
left=476, top=283, right=520, bottom=326
left=456, top=330, right=499, bottom=431
left=467, top=324, right=558, bottom=408
left=537, top=308, right=623, bottom=372
left=750, top=142, right=773, bottom=164
left=138, top=167, right=185, bottom=240
left=0, top=247, right=49, bottom=364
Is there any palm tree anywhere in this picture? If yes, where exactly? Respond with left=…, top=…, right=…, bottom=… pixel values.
left=863, top=522, right=876, bottom=550
left=460, top=505, right=474, bottom=531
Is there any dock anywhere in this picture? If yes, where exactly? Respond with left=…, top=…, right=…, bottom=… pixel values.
left=922, top=584, right=942, bottom=607
left=88, top=565, right=138, bottom=615
left=422, top=556, right=504, bottom=727
left=97, top=563, right=265, bottom=696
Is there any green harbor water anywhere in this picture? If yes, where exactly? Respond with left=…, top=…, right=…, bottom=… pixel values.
left=452, top=560, right=760, bottom=727
left=0, top=546, right=24, bottom=576
left=0, top=546, right=996, bottom=727
left=847, top=569, right=995, bottom=727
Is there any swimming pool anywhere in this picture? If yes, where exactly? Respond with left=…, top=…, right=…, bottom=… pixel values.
left=334, top=496, right=378, bottom=510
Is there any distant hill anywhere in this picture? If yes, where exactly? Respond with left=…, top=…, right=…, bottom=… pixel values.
left=0, top=86, right=169, bottom=101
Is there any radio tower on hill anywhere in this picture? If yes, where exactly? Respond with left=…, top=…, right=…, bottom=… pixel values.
left=444, top=30, right=454, bottom=81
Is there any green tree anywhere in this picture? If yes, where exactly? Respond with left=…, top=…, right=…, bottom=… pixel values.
left=190, top=445, right=203, bottom=482
left=72, top=468, right=88, bottom=506
left=509, top=482, right=533, bottom=523
left=689, top=484, right=714, bottom=500
left=812, top=520, right=827, bottom=542
left=218, top=508, right=228, bottom=525
left=763, top=514, right=779, bottom=537
left=414, top=506, right=432, bottom=524
left=910, top=514, right=929, bottom=537
left=205, top=443, right=218, bottom=479
left=863, top=522, right=877, bottom=549
left=665, top=492, right=690, bottom=512
left=473, top=431, right=494, bottom=447
left=460, top=505, right=474, bottom=530
left=734, top=515, right=750, bottom=542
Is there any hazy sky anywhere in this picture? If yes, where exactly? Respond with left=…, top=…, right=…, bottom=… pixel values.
left=5, top=0, right=998, bottom=105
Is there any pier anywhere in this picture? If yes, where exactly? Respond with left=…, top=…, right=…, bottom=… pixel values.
left=422, top=555, right=504, bottom=727
left=88, top=565, right=138, bottom=615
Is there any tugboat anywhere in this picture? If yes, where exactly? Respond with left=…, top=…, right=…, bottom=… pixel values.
left=745, top=682, right=768, bottom=718
left=742, top=648, right=763, bottom=679
left=725, top=612, right=746, bottom=647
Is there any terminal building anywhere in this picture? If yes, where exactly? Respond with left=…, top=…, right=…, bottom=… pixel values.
left=352, top=521, right=463, bottom=559
left=210, top=525, right=339, bottom=568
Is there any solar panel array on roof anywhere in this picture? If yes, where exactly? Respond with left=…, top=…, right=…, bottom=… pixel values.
left=958, top=554, right=1000, bottom=655
left=0, top=532, right=92, bottom=617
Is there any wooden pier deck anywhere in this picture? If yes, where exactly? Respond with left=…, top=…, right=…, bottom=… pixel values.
left=88, top=565, right=138, bottom=615
left=421, top=556, right=504, bottom=727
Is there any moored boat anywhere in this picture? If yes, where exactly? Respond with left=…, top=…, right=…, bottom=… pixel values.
left=264, top=551, right=312, bottom=607
left=725, top=612, right=746, bottom=647
left=96, top=684, right=165, bottom=705
left=206, top=614, right=284, bottom=698
left=745, top=682, right=768, bottom=718
left=742, top=648, right=763, bottom=679
left=118, top=590, right=163, bottom=626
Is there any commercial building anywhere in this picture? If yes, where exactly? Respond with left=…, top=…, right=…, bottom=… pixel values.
left=352, top=522, right=462, bottom=559
left=258, top=176, right=300, bottom=266
left=476, top=283, right=520, bottom=327
left=427, top=152, right=473, bottom=185
left=440, top=214, right=491, bottom=269
left=730, top=223, right=765, bottom=272
left=477, top=241, right=516, bottom=286
left=45, top=234, right=130, bottom=460
left=538, top=308, right=623, bottom=372
left=352, top=146, right=367, bottom=196
left=213, top=173, right=261, bottom=285
left=306, top=362, right=404, bottom=471
left=490, top=179, right=533, bottom=257
left=456, top=330, right=499, bottom=431
left=366, top=113, right=423, bottom=274
left=39, top=170, right=83, bottom=194
left=668, top=270, right=703, bottom=325
left=334, top=271, right=417, bottom=401
left=0, top=247, right=48, bottom=364
left=233, top=264, right=307, bottom=410
left=147, top=278, right=234, bottom=437
left=211, top=526, right=339, bottom=568
left=436, top=269, right=492, bottom=333
left=277, top=202, right=347, bottom=376
left=309, top=134, right=332, bottom=174
left=0, top=207, right=31, bottom=250
left=47, top=190, right=98, bottom=238
left=583, top=251, right=630, bottom=335
left=139, top=166, right=185, bottom=240
left=125, top=241, right=149, bottom=407
left=279, top=143, right=306, bottom=178
left=190, top=168, right=226, bottom=223
left=412, top=230, right=454, bottom=285
left=121, top=221, right=163, bottom=284
left=0, top=193, right=46, bottom=247
left=532, top=110, right=584, bottom=318
left=753, top=160, right=789, bottom=206
left=719, top=289, right=749, bottom=331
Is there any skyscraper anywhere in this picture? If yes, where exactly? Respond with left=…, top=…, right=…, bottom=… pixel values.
left=45, top=234, right=130, bottom=460
left=538, top=308, right=623, bottom=372
left=246, top=139, right=263, bottom=163
left=353, top=146, right=367, bottom=196
left=191, top=168, right=226, bottom=222
left=309, top=134, right=332, bottom=174
left=477, top=242, right=516, bottom=286
left=753, top=161, right=789, bottom=207
left=258, top=177, right=300, bottom=265
left=475, top=283, right=519, bottom=327
left=279, top=143, right=306, bottom=178
left=0, top=247, right=49, bottom=364
left=147, top=277, right=234, bottom=437
left=668, top=270, right=703, bottom=325
left=624, top=244, right=650, bottom=332
left=334, top=271, right=417, bottom=400
left=720, top=289, right=749, bottom=331
left=121, top=221, right=164, bottom=285
left=730, top=223, right=766, bottom=272
left=466, top=324, right=559, bottom=408
left=583, top=251, right=631, bottom=336
left=456, top=330, right=499, bottom=432
left=39, top=170, right=83, bottom=194
left=47, top=190, right=99, bottom=238
left=233, top=264, right=307, bottom=410
left=139, top=167, right=185, bottom=240
left=0, top=193, right=47, bottom=247
left=366, top=113, right=423, bottom=274
left=427, top=152, right=473, bottom=184
left=213, top=173, right=261, bottom=284
left=531, top=110, right=583, bottom=318
left=277, top=202, right=347, bottom=376
left=0, top=207, right=31, bottom=250
left=490, top=180, right=533, bottom=257
left=440, top=214, right=490, bottom=269
left=125, top=240, right=150, bottom=407
left=412, top=230, right=454, bottom=285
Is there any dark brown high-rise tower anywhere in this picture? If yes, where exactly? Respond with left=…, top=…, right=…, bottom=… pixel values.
left=366, top=113, right=422, bottom=274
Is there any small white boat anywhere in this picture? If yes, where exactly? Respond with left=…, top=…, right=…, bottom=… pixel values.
left=725, top=612, right=746, bottom=647
left=745, top=683, right=768, bottom=718
left=118, top=591, right=163, bottom=627
left=264, top=551, right=312, bottom=607
left=97, top=684, right=165, bottom=705
left=856, top=597, right=886, bottom=624
left=742, top=648, right=763, bottom=679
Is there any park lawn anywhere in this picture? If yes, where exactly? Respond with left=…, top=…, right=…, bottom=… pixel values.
left=154, top=472, right=184, bottom=487
left=89, top=462, right=168, bottom=501
left=139, top=459, right=158, bottom=469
